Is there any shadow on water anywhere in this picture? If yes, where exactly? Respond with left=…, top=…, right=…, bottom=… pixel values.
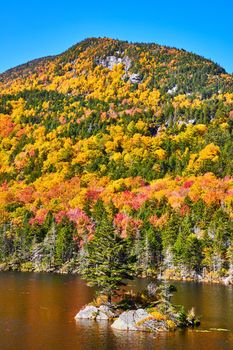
left=0, top=272, right=233, bottom=350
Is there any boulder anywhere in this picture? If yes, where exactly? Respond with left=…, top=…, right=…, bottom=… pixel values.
left=96, top=311, right=109, bottom=320
left=111, top=309, right=149, bottom=331
left=75, top=305, right=98, bottom=320
left=99, top=305, right=115, bottom=318
left=75, top=304, right=116, bottom=321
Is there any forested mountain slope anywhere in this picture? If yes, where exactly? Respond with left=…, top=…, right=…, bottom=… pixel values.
left=0, top=37, right=233, bottom=280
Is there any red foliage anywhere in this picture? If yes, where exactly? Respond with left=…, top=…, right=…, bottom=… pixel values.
left=1, top=181, right=8, bottom=191
left=17, top=186, right=34, bottom=204
left=114, top=213, right=142, bottom=238
left=183, top=180, right=194, bottom=189
left=67, top=208, right=94, bottom=237
left=180, top=204, right=191, bottom=216
left=29, top=209, right=48, bottom=225
left=85, top=189, right=101, bottom=201
left=55, top=210, right=68, bottom=223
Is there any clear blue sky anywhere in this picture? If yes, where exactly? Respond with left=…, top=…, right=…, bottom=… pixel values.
left=1, top=0, right=232, bottom=73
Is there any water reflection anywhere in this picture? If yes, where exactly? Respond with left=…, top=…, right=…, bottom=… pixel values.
left=0, top=272, right=232, bottom=350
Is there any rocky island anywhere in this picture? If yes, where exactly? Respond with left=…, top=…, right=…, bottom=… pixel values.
left=75, top=213, right=200, bottom=333
left=75, top=283, right=200, bottom=333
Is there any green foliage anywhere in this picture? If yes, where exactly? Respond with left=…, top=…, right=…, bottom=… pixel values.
left=177, top=307, right=188, bottom=327
left=55, top=220, right=75, bottom=266
left=80, top=216, right=135, bottom=302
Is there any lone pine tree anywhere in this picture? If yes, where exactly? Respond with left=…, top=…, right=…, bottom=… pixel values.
left=80, top=215, right=135, bottom=303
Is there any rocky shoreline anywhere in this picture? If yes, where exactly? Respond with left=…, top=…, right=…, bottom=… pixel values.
left=1, top=262, right=232, bottom=286
left=75, top=303, right=200, bottom=332
left=157, top=269, right=233, bottom=286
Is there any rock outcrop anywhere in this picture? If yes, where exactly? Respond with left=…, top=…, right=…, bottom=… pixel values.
left=75, top=304, right=116, bottom=321
left=96, top=56, right=143, bottom=84
left=111, top=308, right=178, bottom=332
left=111, top=309, right=149, bottom=331
left=96, top=55, right=131, bottom=71
left=75, top=305, right=98, bottom=320
left=129, top=73, right=142, bottom=84
left=75, top=304, right=199, bottom=332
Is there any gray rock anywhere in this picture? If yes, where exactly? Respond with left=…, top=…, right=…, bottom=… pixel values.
left=99, top=305, right=115, bottom=317
left=188, top=119, right=196, bottom=124
left=97, top=56, right=131, bottom=71
left=96, top=311, right=109, bottom=320
left=223, top=276, right=233, bottom=285
left=167, top=85, right=178, bottom=95
left=75, top=305, right=98, bottom=320
left=129, top=73, right=142, bottom=84
left=111, top=308, right=149, bottom=331
left=123, top=56, right=132, bottom=71
left=75, top=304, right=116, bottom=321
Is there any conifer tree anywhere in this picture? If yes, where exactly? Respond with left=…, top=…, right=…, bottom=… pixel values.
left=80, top=215, right=135, bottom=303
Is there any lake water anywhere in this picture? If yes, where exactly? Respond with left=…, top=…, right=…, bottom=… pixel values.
left=0, top=272, right=233, bottom=350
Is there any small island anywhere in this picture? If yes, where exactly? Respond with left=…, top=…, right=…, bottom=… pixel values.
left=75, top=283, right=200, bottom=332
left=75, top=215, right=200, bottom=332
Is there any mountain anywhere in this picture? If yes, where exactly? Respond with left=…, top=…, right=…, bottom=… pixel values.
left=1, top=37, right=233, bottom=96
left=0, top=37, right=233, bottom=282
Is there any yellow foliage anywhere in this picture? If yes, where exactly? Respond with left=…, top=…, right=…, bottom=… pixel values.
left=187, top=144, right=220, bottom=172
left=166, top=320, right=176, bottom=330
left=195, top=124, right=207, bottom=134
left=155, top=148, right=166, bottom=160
left=149, top=310, right=167, bottom=320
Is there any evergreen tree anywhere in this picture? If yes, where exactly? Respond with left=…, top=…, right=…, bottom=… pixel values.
left=55, top=219, right=75, bottom=266
left=173, top=216, right=202, bottom=272
left=80, top=216, right=135, bottom=303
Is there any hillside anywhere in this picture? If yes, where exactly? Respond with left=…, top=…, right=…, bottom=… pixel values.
left=1, top=38, right=233, bottom=96
left=0, top=37, right=233, bottom=281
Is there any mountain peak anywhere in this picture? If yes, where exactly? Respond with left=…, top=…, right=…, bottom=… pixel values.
left=0, top=37, right=232, bottom=98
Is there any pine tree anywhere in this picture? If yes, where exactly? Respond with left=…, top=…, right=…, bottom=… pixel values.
left=80, top=216, right=135, bottom=303
left=55, top=219, right=75, bottom=266
left=173, top=216, right=202, bottom=272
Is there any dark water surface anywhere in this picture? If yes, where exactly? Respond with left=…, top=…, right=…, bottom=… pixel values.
left=0, top=272, right=233, bottom=350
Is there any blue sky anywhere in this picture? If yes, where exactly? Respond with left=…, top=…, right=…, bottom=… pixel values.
left=1, top=0, right=232, bottom=73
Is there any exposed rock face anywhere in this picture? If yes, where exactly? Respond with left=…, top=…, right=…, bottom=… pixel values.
left=96, top=55, right=131, bottom=71
left=111, top=309, right=150, bottom=331
left=129, top=73, right=142, bottom=84
left=75, top=304, right=116, bottom=321
left=167, top=85, right=178, bottom=95
left=96, top=55, right=143, bottom=84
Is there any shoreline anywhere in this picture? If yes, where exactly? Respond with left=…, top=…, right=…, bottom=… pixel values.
left=0, top=262, right=232, bottom=286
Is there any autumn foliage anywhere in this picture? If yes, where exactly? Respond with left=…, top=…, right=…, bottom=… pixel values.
left=0, top=38, right=233, bottom=277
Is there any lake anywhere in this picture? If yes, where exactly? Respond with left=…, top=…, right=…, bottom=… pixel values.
left=0, top=272, right=232, bottom=350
